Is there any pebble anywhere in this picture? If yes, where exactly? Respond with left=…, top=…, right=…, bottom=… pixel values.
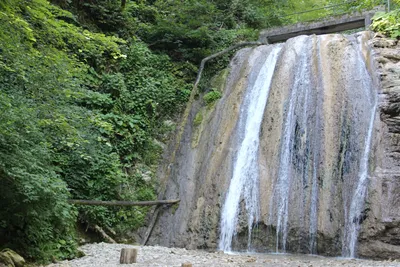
left=45, top=243, right=400, bottom=267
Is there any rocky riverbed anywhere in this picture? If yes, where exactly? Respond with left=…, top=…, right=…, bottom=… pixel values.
left=47, top=243, right=400, bottom=267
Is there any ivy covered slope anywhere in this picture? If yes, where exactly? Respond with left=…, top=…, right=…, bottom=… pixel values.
left=0, top=0, right=192, bottom=262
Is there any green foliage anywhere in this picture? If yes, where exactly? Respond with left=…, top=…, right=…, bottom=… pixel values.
left=371, top=10, right=400, bottom=38
left=203, top=90, right=223, bottom=106
left=193, top=112, right=204, bottom=126
left=280, top=0, right=386, bottom=24
left=0, top=0, right=190, bottom=262
left=0, top=92, right=78, bottom=262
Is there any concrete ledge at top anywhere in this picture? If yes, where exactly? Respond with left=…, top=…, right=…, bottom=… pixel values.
left=259, top=7, right=385, bottom=44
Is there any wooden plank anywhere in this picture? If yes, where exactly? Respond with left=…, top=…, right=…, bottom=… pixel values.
left=68, top=199, right=180, bottom=206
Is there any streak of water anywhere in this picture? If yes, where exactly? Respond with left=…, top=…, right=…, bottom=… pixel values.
left=343, top=37, right=377, bottom=258
left=270, top=40, right=309, bottom=252
left=219, top=46, right=282, bottom=252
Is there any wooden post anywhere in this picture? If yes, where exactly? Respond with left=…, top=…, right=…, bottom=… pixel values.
left=182, top=263, right=192, bottom=267
left=120, top=248, right=137, bottom=264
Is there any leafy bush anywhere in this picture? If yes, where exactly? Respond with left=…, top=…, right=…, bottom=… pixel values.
left=0, top=91, right=78, bottom=262
left=203, top=90, right=223, bottom=105
left=371, top=10, right=400, bottom=39
left=0, top=0, right=190, bottom=262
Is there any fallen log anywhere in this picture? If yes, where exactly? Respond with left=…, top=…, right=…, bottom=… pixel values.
left=93, top=224, right=117, bottom=244
left=68, top=199, right=180, bottom=207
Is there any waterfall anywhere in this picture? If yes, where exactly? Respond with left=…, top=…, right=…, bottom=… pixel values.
left=218, top=33, right=377, bottom=255
left=344, top=100, right=377, bottom=258
left=218, top=46, right=282, bottom=252
left=151, top=32, right=381, bottom=259
left=269, top=38, right=311, bottom=252
left=342, top=36, right=378, bottom=258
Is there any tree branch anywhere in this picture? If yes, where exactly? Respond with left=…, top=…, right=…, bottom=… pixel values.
left=93, top=224, right=117, bottom=243
left=193, top=41, right=266, bottom=91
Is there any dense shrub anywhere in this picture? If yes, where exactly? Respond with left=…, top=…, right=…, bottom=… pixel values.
left=0, top=0, right=189, bottom=262
left=372, top=10, right=400, bottom=38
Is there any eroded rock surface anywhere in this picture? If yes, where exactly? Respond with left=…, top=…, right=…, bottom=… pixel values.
left=147, top=32, right=400, bottom=260
left=357, top=33, right=400, bottom=260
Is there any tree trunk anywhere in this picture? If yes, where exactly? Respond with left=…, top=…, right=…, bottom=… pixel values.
left=121, top=0, right=126, bottom=9
left=68, top=199, right=180, bottom=206
left=120, top=248, right=137, bottom=264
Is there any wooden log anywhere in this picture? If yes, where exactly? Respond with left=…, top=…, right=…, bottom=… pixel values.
left=68, top=199, right=180, bottom=207
left=120, top=248, right=137, bottom=264
left=141, top=205, right=160, bottom=245
left=93, top=225, right=116, bottom=244
left=182, top=263, right=192, bottom=267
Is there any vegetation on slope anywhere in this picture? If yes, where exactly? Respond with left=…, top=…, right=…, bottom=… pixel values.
left=0, top=0, right=190, bottom=262
left=371, top=8, right=400, bottom=38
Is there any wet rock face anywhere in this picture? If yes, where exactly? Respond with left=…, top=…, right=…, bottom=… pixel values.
left=148, top=33, right=400, bottom=261
left=147, top=47, right=255, bottom=249
left=356, top=34, right=400, bottom=260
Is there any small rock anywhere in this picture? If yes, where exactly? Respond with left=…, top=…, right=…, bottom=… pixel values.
left=245, top=257, right=256, bottom=263
left=374, top=32, right=386, bottom=38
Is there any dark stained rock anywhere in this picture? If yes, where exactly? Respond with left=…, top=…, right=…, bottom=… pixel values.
left=358, top=240, right=400, bottom=260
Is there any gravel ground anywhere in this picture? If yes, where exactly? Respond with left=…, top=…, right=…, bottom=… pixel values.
left=47, top=243, right=400, bottom=267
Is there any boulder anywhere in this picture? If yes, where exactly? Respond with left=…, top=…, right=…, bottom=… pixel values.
left=0, top=253, right=14, bottom=267
left=358, top=240, right=400, bottom=260
left=0, top=249, right=25, bottom=267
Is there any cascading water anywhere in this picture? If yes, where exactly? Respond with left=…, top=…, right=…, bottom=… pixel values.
left=150, top=32, right=383, bottom=260
left=218, top=33, right=377, bottom=256
left=218, top=46, right=282, bottom=252
left=269, top=37, right=312, bottom=252
left=342, top=36, right=378, bottom=258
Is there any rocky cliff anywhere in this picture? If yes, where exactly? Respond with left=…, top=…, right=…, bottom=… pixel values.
left=147, top=32, right=400, bottom=260
left=357, top=34, right=400, bottom=259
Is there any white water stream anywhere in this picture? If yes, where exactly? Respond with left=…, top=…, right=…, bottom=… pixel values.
left=217, top=33, right=377, bottom=257
left=218, top=46, right=282, bottom=252
left=342, top=37, right=378, bottom=258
